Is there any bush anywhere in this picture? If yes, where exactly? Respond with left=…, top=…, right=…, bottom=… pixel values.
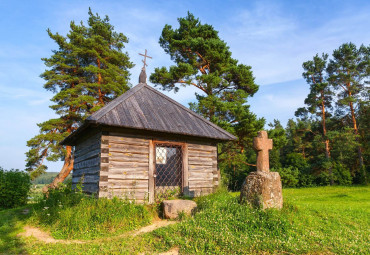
left=332, top=163, right=352, bottom=185
left=272, top=166, right=300, bottom=187
left=29, top=183, right=152, bottom=239
left=0, top=167, right=31, bottom=209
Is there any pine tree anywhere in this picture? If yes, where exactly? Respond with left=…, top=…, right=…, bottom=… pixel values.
left=296, top=53, right=335, bottom=184
left=149, top=12, right=264, bottom=189
left=327, top=42, right=369, bottom=168
left=26, top=9, right=133, bottom=191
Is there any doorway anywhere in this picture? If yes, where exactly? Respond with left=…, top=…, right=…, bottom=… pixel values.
left=154, top=143, right=183, bottom=200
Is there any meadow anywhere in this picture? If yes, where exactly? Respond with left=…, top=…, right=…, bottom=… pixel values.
left=0, top=186, right=369, bottom=254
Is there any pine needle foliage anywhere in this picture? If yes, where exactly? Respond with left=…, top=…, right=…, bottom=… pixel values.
left=26, top=8, right=133, bottom=179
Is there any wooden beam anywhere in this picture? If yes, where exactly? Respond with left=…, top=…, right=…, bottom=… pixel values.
left=148, top=139, right=155, bottom=203
left=183, top=143, right=189, bottom=196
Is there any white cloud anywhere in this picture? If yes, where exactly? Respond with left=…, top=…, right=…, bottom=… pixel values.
left=222, top=1, right=370, bottom=85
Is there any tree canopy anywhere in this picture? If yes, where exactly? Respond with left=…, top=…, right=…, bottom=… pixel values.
left=26, top=9, right=133, bottom=188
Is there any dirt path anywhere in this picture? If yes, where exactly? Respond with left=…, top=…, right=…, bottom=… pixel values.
left=19, top=226, right=84, bottom=244
left=18, top=220, right=177, bottom=244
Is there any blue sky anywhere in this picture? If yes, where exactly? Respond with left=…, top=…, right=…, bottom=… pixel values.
left=0, top=0, right=369, bottom=171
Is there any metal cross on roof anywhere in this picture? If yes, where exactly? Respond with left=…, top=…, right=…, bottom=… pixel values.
left=139, top=49, right=152, bottom=68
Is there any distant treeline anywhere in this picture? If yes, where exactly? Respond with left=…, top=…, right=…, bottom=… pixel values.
left=32, top=172, right=71, bottom=184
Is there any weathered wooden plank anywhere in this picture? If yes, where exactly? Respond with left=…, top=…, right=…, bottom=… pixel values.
left=188, top=165, right=216, bottom=171
left=189, top=181, right=215, bottom=188
left=109, top=152, right=149, bottom=162
left=188, top=144, right=216, bottom=152
left=188, top=159, right=213, bottom=166
left=107, top=167, right=148, bottom=175
left=108, top=173, right=148, bottom=179
left=189, top=172, right=214, bottom=179
left=99, top=190, right=149, bottom=200
left=72, top=175, right=100, bottom=184
left=74, top=157, right=100, bottom=169
left=81, top=183, right=99, bottom=194
left=109, top=179, right=148, bottom=189
left=74, top=142, right=101, bottom=158
left=148, top=140, right=155, bottom=203
left=73, top=165, right=100, bottom=175
left=188, top=156, right=215, bottom=162
left=182, top=143, right=189, bottom=193
left=109, top=161, right=148, bottom=168
left=74, top=148, right=101, bottom=164
left=104, top=135, right=149, bottom=145
left=188, top=150, right=215, bottom=157
left=189, top=187, right=213, bottom=197
left=105, top=144, right=149, bottom=154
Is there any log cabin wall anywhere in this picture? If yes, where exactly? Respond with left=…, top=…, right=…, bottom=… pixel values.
left=187, top=143, right=218, bottom=197
left=99, top=132, right=150, bottom=202
left=97, top=131, right=219, bottom=202
left=72, top=132, right=102, bottom=194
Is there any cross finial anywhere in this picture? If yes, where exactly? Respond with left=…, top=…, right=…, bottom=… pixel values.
left=139, top=49, right=152, bottom=69
left=138, top=49, right=152, bottom=83
left=253, top=131, right=273, bottom=172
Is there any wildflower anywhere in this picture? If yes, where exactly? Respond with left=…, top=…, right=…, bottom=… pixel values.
left=44, top=206, right=49, bottom=209
left=47, top=214, right=50, bottom=216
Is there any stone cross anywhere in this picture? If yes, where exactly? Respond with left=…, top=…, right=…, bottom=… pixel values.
left=253, top=130, right=273, bottom=172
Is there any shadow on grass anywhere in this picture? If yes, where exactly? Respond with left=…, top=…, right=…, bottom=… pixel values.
left=0, top=207, right=31, bottom=254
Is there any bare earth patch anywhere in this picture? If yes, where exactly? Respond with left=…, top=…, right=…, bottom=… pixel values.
left=19, top=226, right=84, bottom=244
left=19, top=220, right=177, bottom=244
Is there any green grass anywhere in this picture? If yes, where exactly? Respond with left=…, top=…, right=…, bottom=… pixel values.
left=0, top=186, right=369, bottom=254
left=27, top=185, right=153, bottom=240
left=149, top=186, right=370, bottom=254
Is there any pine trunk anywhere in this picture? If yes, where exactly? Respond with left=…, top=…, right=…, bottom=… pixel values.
left=42, top=146, right=74, bottom=193
left=348, top=91, right=364, bottom=168
left=321, top=91, right=333, bottom=185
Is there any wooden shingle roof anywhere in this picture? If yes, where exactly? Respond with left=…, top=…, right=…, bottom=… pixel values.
left=62, top=83, right=236, bottom=145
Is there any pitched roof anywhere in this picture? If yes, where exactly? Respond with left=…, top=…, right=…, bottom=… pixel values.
left=62, top=83, right=236, bottom=145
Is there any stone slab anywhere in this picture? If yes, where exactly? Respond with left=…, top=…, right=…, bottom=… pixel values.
left=162, top=200, right=197, bottom=219
left=240, top=171, right=283, bottom=209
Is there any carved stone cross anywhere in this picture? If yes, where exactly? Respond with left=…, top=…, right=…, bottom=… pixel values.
left=253, top=131, right=273, bottom=172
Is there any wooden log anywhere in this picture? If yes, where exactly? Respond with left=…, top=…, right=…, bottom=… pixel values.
left=103, top=135, right=149, bottom=146
left=74, top=148, right=101, bottom=164
left=107, top=167, right=148, bottom=175
left=107, top=144, right=149, bottom=154
left=189, top=181, right=215, bottom=188
left=188, top=187, right=213, bottom=197
left=188, top=172, right=214, bottom=179
left=188, top=150, right=215, bottom=157
left=188, top=156, right=215, bottom=162
left=108, top=173, right=148, bottom=179
left=74, top=157, right=100, bottom=169
left=99, top=190, right=149, bottom=200
left=109, top=152, right=149, bottom=162
left=108, top=179, right=148, bottom=189
left=188, top=165, right=216, bottom=171
left=188, top=159, right=213, bottom=166
left=182, top=143, right=189, bottom=194
left=188, top=144, right=216, bottom=152
left=148, top=140, right=155, bottom=203
left=72, top=175, right=100, bottom=184
left=109, top=161, right=148, bottom=168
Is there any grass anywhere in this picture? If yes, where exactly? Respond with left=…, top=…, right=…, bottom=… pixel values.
left=0, top=186, right=369, bottom=254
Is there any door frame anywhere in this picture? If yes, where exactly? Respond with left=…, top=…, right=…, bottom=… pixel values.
left=148, top=140, right=188, bottom=203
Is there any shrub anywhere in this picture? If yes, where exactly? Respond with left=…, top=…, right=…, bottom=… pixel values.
left=29, top=183, right=152, bottom=239
left=272, top=166, right=300, bottom=187
left=0, top=167, right=31, bottom=209
left=332, top=162, right=352, bottom=185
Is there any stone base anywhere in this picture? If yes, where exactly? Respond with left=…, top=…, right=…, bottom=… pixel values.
left=162, top=200, right=197, bottom=219
left=240, top=171, right=283, bottom=209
